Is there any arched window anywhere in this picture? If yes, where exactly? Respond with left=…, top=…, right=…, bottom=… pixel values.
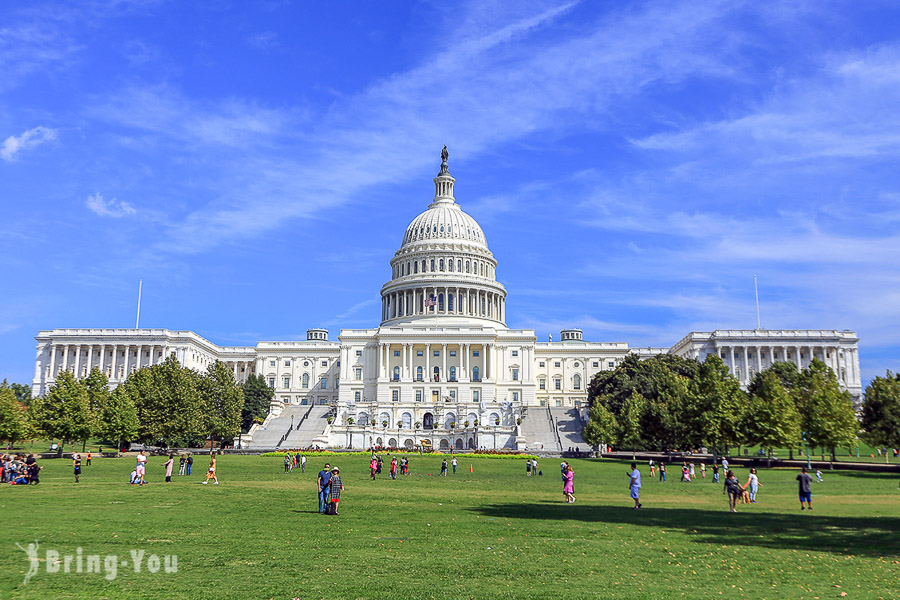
left=416, top=366, right=423, bottom=381
left=393, top=366, right=400, bottom=381
left=473, top=366, right=480, bottom=381
left=573, top=374, right=581, bottom=390
left=450, top=366, right=456, bottom=381
left=302, top=373, right=309, bottom=388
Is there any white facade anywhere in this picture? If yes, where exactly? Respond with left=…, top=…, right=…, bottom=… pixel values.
left=30, top=149, right=864, bottom=448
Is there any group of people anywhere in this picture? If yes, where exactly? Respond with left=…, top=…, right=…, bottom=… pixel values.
left=1, top=453, right=42, bottom=485
left=283, top=453, right=307, bottom=473
left=129, top=450, right=217, bottom=485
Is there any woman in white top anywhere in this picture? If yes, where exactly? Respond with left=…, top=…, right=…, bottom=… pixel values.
left=743, top=468, right=762, bottom=503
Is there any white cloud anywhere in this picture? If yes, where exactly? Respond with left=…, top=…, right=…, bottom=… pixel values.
left=0, top=126, right=57, bottom=161
left=85, top=192, right=136, bottom=218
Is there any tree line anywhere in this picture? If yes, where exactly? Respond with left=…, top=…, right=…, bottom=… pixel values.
left=0, top=356, right=275, bottom=451
left=582, top=353, right=898, bottom=462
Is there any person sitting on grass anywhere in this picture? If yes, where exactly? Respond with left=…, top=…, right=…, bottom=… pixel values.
left=329, top=468, right=344, bottom=514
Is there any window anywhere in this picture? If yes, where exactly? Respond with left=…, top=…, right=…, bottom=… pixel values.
left=417, top=350, right=423, bottom=356
left=512, top=391, right=519, bottom=402
left=512, top=368, right=519, bottom=381
left=268, top=377, right=275, bottom=388
left=416, top=366, right=423, bottom=381
left=472, top=366, right=480, bottom=381
left=416, top=390, right=422, bottom=402
left=512, top=350, right=518, bottom=357
left=392, top=390, right=399, bottom=402
left=354, top=391, right=360, bottom=402
left=356, top=350, right=362, bottom=356
left=473, top=390, right=480, bottom=402
left=393, top=366, right=400, bottom=381
left=473, top=350, right=480, bottom=357
left=450, top=366, right=456, bottom=381
left=302, top=373, right=309, bottom=388
left=283, top=376, right=290, bottom=388
left=320, top=378, right=327, bottom=389
left=554, top=378, right=561, bottom=390
left=573, top=374, right=581, bottom=390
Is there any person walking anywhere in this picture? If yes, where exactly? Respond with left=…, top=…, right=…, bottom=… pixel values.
left=329, top=467, right=344, bottom=514
left=178, top=454, right=186, bottom=476
left=317, top=463, right=332, bottom=513
left=163, top=454, right=174, bottom=483
left=73, top=453, right=82, bottom=483
left=203, top=453, right=219, bottom=485
left=301, top=454, right=307, bottom=473
left=659, top=463, right=666, bottom=482
left=451, top=456, right=458, bottom=474
left=797, top=467, right=814, bottom=510
left=563, top=465, right=575, bottom=503
left=743, top=468, right=762, bottom=503
left=723, top=470, right=742, bottom=512
left=629, top=463, right=642, bottom=509
left=186, top=453, right=193, bottom=476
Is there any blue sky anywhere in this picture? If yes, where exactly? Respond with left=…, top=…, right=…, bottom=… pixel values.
left=2, top=1, right=899, bottom=388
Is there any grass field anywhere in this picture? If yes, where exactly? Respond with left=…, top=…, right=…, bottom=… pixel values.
left=1, top=454, right=898, bottom=600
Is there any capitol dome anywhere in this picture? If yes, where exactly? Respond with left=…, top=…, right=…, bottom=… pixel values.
left=380, top=147, right=507, bottom=326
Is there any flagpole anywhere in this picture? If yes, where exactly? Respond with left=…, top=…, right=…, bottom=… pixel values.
left=754, top=274, right=761, bottom=331
left=136, top=279, right=142, bottom=329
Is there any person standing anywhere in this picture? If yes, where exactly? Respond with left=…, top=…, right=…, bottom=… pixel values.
left=73, top=453, right=82, bottom=484
left=797, top=467, right=814, bottom=510
left=440, top=458, right=448, bottom=476
left=301, top=454, right=307, bottom=473
left=451, top=456, right=457, bottom=475
left=743, top=468, right=762, bottom=503
left=563, top=465, right=575, bottom=503
left=203, top=453, right=219, bottom=485
left=186, top=453, right=193, bottom=476
left=163, top=454, right=174, bottom=483
left=723, top=470, right=742, bottom=512
left=135, top=450, right=147, bottom=485
left=317, top=463, right=332, bottom=513
left=629, top=463, right=642, bottom=509
left=329, top=468, right=344, bottom=514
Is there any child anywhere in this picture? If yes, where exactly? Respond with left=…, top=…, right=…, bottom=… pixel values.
left=329, top=467, right=344, bottom=514
left=816, top=469, right=823, bottom=483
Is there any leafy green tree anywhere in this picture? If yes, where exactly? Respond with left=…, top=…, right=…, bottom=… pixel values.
left=582, top=399, right=618, bottom=448
left=126, top=355, right=206, bottom=447
left=618, top=390, right=646, bottom=457
left=99, top=385, right=139, bottom=451
left=793, top=359, right=859, bottom=465
left=241, top=373, right=274, bottom=433
left=860, top=372, right=900, bottom=454
left=693, top=355, right=747, bottom=456
left=1, top=379, right=33, bottom=406
left=743, top=371, right=800, bottom=461
left=201, top=361, right=244, bottom=448
left=0, top=383, right=30, bottom=446
left=30, top=370, right=93, bottom=450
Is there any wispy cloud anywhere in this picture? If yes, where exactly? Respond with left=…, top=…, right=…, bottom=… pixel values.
left=85, top=192, right=136, bottom=218
left=0, top=126, right=56, bottom=161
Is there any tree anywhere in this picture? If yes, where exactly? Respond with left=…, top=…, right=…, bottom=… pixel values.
left=693, top=355, right=747, bottom=457
left=0, top=383, right=30, bottom=446
left=99, top=386, right=139, bottom=451
left=30, top=370, right=93, bottom=450
left=793, top=359, right=859, bottom=466
left=618, top=390, right=646, bottom=457
left=743, top=371, right=800, bottom=461
left=201, top=360, right=244, bottom=448
left=582, top=400, right=618, bottom=449
left=241, top=374, right=274, bottom=433
left=860, top=372, right=900, bottom=454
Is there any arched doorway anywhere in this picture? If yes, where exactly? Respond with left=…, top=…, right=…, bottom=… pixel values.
left=423, top=412, right=434, bottom=429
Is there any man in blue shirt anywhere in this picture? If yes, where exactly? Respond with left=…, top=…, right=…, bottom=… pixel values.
left=629, top=462, right=642, bottom=509
left=317, top=463, right=332, bottom=514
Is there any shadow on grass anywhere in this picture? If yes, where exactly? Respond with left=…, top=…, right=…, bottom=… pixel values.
left=468, top=502, right=900, bottom=557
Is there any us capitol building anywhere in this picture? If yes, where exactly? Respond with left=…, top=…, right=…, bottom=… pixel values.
left=30, top=148, right=863, bottom=451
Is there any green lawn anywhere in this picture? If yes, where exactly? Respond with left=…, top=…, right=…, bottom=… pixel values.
left=1, top=455, right=898, bottom=599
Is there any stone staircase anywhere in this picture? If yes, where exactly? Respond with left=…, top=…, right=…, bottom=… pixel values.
left=519, top=406, right=561, bottom=452
left=549, top=407, right=592, bottom=453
